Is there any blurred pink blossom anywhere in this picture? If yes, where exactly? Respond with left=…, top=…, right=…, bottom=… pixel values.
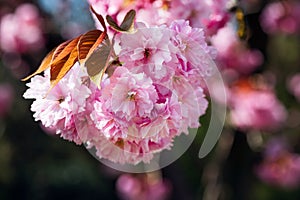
left=287, top=73, right=300, bottom=102
left=211, top=25, right=263, bottom=75
left=260, top=1, right=300, bottom=34
left=169, top=0, right=229, bottom=35
left=256, top=138, right=300, bottom=188
left=0, top=3, right=44, bottom=53
left=229, top=80, right=287, bottom=131
left=116, top=173, right=171, bottom=200
left=0, top=84, right=14, bottom=118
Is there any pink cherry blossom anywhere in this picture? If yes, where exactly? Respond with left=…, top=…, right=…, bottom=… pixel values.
left=171, top=75, right=208, bottom=133
left=0, top=3, right=44, bottom=53
left=102, top=67, right=158, bottom=120
left=169, top=20, right=216, bottom=77
left=89, top=67, right=179, bottom=163
left=23, top=63, right=92, bottom=144
left=119, top=23, right=174, bottom=81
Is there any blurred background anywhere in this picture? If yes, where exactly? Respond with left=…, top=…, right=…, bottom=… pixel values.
left=1, top=0, right=300, bottom=199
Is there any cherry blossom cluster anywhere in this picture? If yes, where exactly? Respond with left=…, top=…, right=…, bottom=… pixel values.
left=24, top=20, right=215, bottom=164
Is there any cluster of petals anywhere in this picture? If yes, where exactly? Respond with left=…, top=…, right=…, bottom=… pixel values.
left=24, top=20, right=213, bottom=164
left=0, top=3, right=44, bottom=53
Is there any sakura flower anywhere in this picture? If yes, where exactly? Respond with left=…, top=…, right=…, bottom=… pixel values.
left=169, top=20, right=216, bottom=77
left=0, top=3, right=44, bottom=53
left=171, top=75, right=208, bottom=133
left=90, top=100, right=173, bottom=164
left=256, top=138, right=300, bottom=188
left=90, top=67, right=178, bottom=163
left=89, top=66, right=208, bottom=164
left=119, top=23, right=174, bottom=81
left=100, top=67, right=158, bottom=120
left=23, top=63, right=92, bottom=144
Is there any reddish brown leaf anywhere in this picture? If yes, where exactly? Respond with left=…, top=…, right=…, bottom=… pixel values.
left=22, top=37, right=78, bottom=82
left=22, top=7, right=110, bottom=91
left=51, top=37, right=79, bottom=64
left=21, top=49, right=55, bottom=81
left=77, top=30, right=107, bottom=64
left=90, top=6, right=107, bottom=32
left=49, top=47, right=78, bottom=89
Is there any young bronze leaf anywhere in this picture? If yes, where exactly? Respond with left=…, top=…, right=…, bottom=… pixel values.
left=51, top=37, right=79, bottom=64
left=106, top=9, right=136, bottom=33
left=77, top=30, right=107, bottom=64
left=85, top=38, right=111, bottom=88
left=49, top=47, right=78, bottom=89
left=106, top=15, right=120, bottom=31
left=120, top=9, right=136, bottom=32
left=22, top=37, right=79, bottom=82
left=90, top=6, right=107, bottom=32
left=21, top=49, right=55, bottom=81
left=46, top=36, right=80, bottom=89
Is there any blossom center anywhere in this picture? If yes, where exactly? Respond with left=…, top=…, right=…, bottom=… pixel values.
left=144, top=48, right=151, bottom=59
left=115, top=139, right=124, bottom=149
left=58, top=97, right=65, bottom=104
left=127, top=91, right=137, bottom=101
